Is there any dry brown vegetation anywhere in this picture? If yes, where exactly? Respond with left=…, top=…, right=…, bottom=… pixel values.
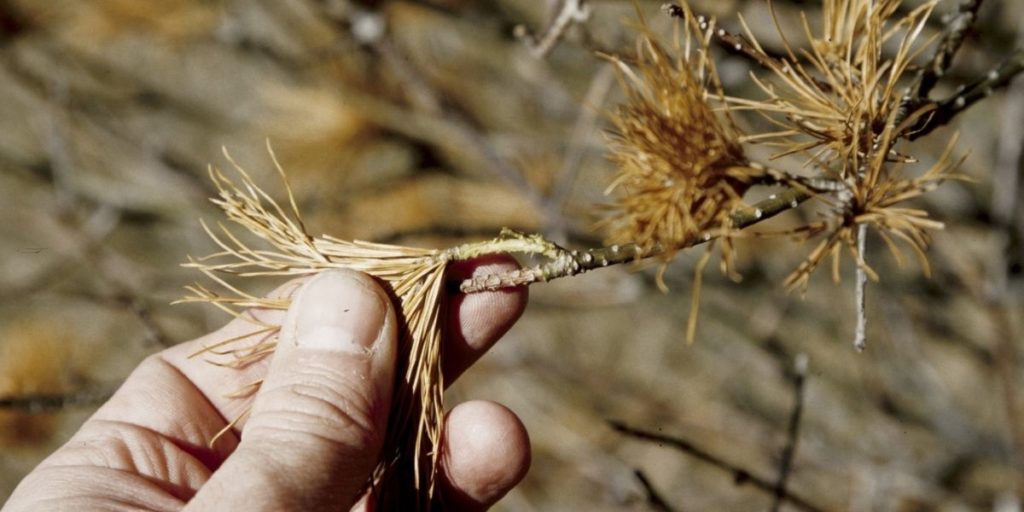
left=1, top=0, right=1024, bottom=510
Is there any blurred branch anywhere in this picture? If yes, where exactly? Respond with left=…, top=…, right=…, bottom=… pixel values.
left=0, top=76, right=176, bottom=348
left=771, top=353, right=809, bottom=512
left=346, top=17, right=582, bottom=238
left=608, top=420, right=825, bottom=512
left=514, top=0, right=591, bottom=58
left=633, top=469, right=676, bottom=512
left=914, top=0, right=985, bottom=99
left=0, top=203, right=119, bottom=306
left=547, top=64, right=615, bottom=240
left=909, top=48, right=1024, bottom=140
left=71, top=288, right=174, bottom=348
left=988, top=69, right=1024, bottom=481
left=0, top=389, right=112, bottom=411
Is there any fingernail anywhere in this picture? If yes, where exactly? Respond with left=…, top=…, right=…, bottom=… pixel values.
left=293, top=270, right=388, bottom=353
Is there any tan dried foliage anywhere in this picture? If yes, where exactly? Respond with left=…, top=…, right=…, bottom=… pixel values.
left=603, top=7, right=753, bottom=270
left=719, top=0, right=962, bottom=290
left=601, top=5, right=764, bottom=343
left=729, top=0, right=937, bottom=166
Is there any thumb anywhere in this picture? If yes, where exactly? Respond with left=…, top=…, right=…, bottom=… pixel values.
left=188, top=269, right=397, bottom=511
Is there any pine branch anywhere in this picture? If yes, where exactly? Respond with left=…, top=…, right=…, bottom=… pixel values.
left=459, top=188, right=810, bottom=292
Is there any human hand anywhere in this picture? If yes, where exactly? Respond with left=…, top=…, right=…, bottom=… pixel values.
left=3, top=257, right=530, bottom=511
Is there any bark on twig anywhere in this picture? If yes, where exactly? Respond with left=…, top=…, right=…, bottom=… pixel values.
left=459, top=188, right=810, bottom=293
left=914, top=0, right=985, bottom=99
left=853, top=224, right=868, bottom=352
left=909, top=48, right=1024, bottom=140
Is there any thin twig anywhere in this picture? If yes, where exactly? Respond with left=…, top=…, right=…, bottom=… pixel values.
left=663, top=4, right=783, bottom=71
left=909, top=48, right=1024, bottom=140
left=514, top=0, right=592, bottom=58
left=662, top=4, right=833, bottom=93
left=116, top=293, right=174, bottom=348
left=771, top=353, right=809, bottom=512
left=914, top=0, right=985, bottom=100
left=608, top=420, right=826, bottom=512
left=460, top=188, right=810, bottom=292
left=988, top=67, right=1024, bottom=484
left=633, top=469, right=676, bottom=512
left=853, top=224, right=868, bottom=352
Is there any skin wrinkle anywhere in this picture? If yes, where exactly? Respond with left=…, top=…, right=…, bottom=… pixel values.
left=171, top=276, right=304, bottom=394
left=162, top=312, right=286, bottom=436
left=97, top=355, right=240, bottom=462
left=25, top=465, right=188, bottom=511
left=221, top=440, right=361, bottom=510
left=250, top=381, right=382, bottom=451
left=151, top=356, right=239, bottom=451
left=152, top=356, right=241, bottom=465
left=191, top=269, right=399, bottom=509
left=56, top=418, right=212, bottom=494
left=249, top=271, right=393, bottom=452
left=53, top=419, right=148, bottom=472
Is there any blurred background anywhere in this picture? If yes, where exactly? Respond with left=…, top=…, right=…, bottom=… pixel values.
left=1, top=0, right=1023, bottom=510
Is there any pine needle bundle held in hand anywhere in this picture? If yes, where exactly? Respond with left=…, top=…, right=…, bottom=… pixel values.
left=179, top=147, right=560, bottom=508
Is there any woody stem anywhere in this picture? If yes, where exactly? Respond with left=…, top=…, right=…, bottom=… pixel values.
left=458, top=187, right=811, bottom=293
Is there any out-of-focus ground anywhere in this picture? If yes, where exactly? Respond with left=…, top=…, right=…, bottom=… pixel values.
left=1, top=1, right=1023, bottom=510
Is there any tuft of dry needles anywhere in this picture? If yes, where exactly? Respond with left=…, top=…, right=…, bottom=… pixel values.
left=603, top=4, right=752, bottom=272
left=178, top=145, right=449, bottom=504
left=715, top=0, right=969, bottom=297
left=601, top=4, right=763, bottom=341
